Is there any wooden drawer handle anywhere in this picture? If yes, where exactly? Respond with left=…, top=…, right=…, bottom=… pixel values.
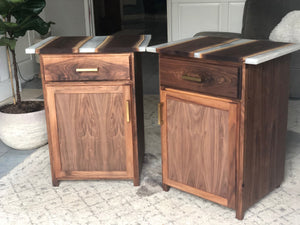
left=182, top=74, right=202, bottom=83
left=76, top=68, right=98, bottom=72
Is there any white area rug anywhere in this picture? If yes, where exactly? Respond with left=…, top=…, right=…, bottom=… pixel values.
left=0, top=96, right=300, bottom=225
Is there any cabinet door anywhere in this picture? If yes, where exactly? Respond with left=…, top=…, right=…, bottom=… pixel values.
left=161, top=89, right=238, bottom=208
left=45, top=83, right=133, bottom=179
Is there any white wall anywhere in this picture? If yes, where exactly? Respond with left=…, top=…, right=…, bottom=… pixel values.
left=44, top=0, right=87, bottom=36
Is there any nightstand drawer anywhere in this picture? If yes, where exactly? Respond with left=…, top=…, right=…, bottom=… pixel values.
left=160, top=57, right=240, bottom=99
left=42, top=54, right=131, bottom=82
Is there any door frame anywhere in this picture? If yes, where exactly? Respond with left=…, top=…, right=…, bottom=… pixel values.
left=84, top=0, right=96, bottom=36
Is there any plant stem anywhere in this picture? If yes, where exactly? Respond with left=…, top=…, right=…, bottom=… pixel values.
left=11, top=49, right=21, bottom=103
left=6, top=47, right=16, bottom=104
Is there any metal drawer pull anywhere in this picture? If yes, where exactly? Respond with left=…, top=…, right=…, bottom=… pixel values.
left=76, top=68, right=98, bottom=72
left=126, top=100, right=130, bottom=123
left=182, top=74, right=202, bottom=83
left=158, top=103, right=161, bottom=125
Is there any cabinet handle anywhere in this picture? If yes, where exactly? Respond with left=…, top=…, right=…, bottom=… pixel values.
left=158, top=103, right=161, bottom=125
left=126, top=100, right=130, bottom=123
left=182, top=74, right=202, bottom=83
left=76, top=68, right=98, bottom=72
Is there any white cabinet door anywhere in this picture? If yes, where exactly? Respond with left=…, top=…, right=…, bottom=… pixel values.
left=167, top=0, right=245, bottom=41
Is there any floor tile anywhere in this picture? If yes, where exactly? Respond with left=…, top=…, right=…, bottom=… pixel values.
left=0, top=143, right=36, bottom=178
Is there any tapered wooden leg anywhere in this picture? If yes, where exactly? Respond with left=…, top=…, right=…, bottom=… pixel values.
left=162, top=183, right=170, bottom=191
left=133, top=177, right=140, bottom=186
left=236, top=209, right=245, bottom=220
left=52, top=178, right=59, bottom=187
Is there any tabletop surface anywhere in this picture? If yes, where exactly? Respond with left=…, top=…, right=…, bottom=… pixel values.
left=147, top=36, right=300, bottom=65
left=26, top=35, right=151, bottom=54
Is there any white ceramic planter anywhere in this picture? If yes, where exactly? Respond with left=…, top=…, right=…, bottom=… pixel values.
left=0, top=108, right=48, bottom=150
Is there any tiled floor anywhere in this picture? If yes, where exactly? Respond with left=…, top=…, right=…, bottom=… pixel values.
left=1, top=77, right=300, bottom=180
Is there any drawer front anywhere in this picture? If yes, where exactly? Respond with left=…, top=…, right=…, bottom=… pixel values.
left=160, top=57, right=240, bottom=99
left=42, top=54, right=131, bottom=82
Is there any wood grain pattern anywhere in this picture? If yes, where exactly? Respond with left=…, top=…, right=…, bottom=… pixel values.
left=160, top=89, right=237, bottom=207
left=158, top=37, right=237, bottom=58
left=42, top=54, right=131, bottom=82
left=45, top=84, right=134, bottom=179
left=158, top=46, right=291, bottom=219
left=203, top=40, right=290, bottom=62
left=38, top=35, right=148, bottom=54
left=236, top=55, right=290, bottom=219
left=157, top=37, right=291, bottom=63
left=167, top=97, right=229, bottom=198
left=160, top=56, right=241, bottom=99
left=39, top=37, right=90, bottom=54
left=40, top=42, right=145, bottom=186
left=56, top=92, right=126, bottom=171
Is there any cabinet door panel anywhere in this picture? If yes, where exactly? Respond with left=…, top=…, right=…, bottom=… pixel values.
left=167, top=97, right=229, bottom=197
left=161, top=89, right=237, bottom=208
left=56, top=92, right=126, bottom=171
left=46, top=84, right=133, bottom=177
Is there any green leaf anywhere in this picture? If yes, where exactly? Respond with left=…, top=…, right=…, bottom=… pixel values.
left=7, top=0, right=25, bottom=3
left=0, top=36, right=16, bottom=50
left=0, top=0, right=53, bottom=38
left=0, top=17, right=6, bottom=33
left=0, top=0, right=10, bottom=17
left=12, top=0, right=46, bottom=20
left=13, top=16, right=53, bottom=38
left=0, top=20, right=18, bottom=34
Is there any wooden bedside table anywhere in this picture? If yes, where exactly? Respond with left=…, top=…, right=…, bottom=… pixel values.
left=26, top=35, right=151, bottom=187
left=147, top=36, right=300, bottom=219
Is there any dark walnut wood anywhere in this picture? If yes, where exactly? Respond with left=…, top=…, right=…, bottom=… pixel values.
left=160, top=56, right=241, bottom=99
left=132, top=52, right=145, bottom=186
left=156, top=37, right=291, bottom=62
left=40, top=52, right=145, bottom=186
left=161, top=90, right=237, bottom=209
left=43, top=54, right=131, bottom=82
left=158, top=36, right=238, bottom=58
left=159, top=54, right=290, bottom=219
left=38, top=35, right=148, bottom=54
left=55, top=88, right=127, bottom=172
left=236, top=55, right=290, bottom=219
left=203, top=40, right=291, bottom=62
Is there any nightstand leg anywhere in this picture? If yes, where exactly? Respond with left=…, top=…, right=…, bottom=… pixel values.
left=236, top=209, right=245, bottom=220
left=162, top=183, right=170, bottom=191
left=52, top=178, right=59, bottom=187
left=133, top=177, right=140, bottom=186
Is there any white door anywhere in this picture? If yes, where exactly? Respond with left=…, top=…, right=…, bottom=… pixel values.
left=167, top=0, right=245, bottom=42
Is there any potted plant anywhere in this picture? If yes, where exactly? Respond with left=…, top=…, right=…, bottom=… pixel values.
left=0, top=0, right=53, bottom=150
